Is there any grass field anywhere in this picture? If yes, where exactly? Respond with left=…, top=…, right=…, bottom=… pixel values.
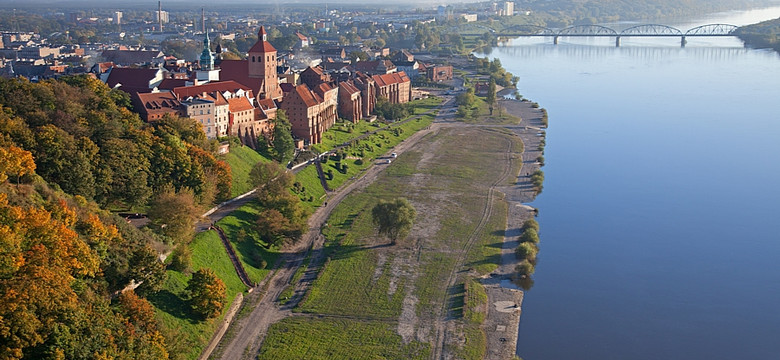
left=292, top=166, right=327, bottom=211
left=215, top=201, right=280, bottom=284
left=298, top=192, right=407, bottom=319
left=221, top=145, right=269, bottom=198
left=150, top=230, right=248, bottom=360
left=258, top=317, right=430, bottom=360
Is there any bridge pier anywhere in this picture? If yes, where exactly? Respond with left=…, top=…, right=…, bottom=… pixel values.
left=615, top=36, right=621, bottom=47
left=681, top=36, right=687, bottom=47
left=553, top=36, right=558, bottom=45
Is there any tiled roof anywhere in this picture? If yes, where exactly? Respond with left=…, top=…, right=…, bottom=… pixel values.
left=296, top=32, right=308, bottom=41
left=339, top=81, right=361, bottom=95
left=372, top=71, right=410, bottom=87
left=218, top=60, right=264, bottom=96
left=227, top=96, right=254, bottom=112
left=171, top=80, right=252, bottom=99
left=294, top=84, right=320, bottom=108
left=101, top=50, right=164, bottom=65
left=134, top=92, right=181, bottom=116
left=257, top=98, right=277, bottom=111
left=249, top=27, right=277, bottom=53
left=158, top=78, right=188, bottom=90
left=105, top=67, right=160, bottom=93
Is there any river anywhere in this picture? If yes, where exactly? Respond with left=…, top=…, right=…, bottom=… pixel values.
left=480, top=6, right=780, bottom=360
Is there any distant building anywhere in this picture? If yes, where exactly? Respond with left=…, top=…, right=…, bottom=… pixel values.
left=461, top=14, right=478, bottom=22
left=156, top=10, right=169, bottom=24
left=101, top=49, right=165, bottom=66
left=500, top=1, right=514, bottom=16
left=295, top=32, right=310, bottom=49
left=196, top=30, right=220, bottom=83
left=427, top=65, right=453, bottom=82
left=114, top=11, right=122, bottom=25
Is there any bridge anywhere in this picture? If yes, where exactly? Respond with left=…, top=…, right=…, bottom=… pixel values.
left=495, top=24, right=739, bottom=47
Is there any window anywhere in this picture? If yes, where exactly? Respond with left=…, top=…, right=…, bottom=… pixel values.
left=252, top=56, right=255, bottom=62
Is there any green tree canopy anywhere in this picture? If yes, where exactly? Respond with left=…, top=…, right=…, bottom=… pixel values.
left=371, top=198, right=417, bottom=245
left=271, top=110, right=295, bottom=165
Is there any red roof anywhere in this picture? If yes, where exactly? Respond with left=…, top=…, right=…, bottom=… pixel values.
left=158, top=78, right=188, bottom=91
left=227, top=97, right=254, bottom=112
left=218, top=60, right=264, bottom=96
left=249, top=26, right=277, bottom=53
left=133, top=92, right=181, bottom=118
left=339, top=81, right=361, bottom=95
left=105, top=67, right=160, bottom=94
left=257, top=98, right=277, bottom=111
left=296, top=32, right=308, bottom=41
left=294, top=84, right=320, bottom=108
left=372, top=71, right=410, bottom=87
left=172, top=80, right=252, bottom=99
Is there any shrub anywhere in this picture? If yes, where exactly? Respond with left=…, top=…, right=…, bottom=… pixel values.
left=522, top=219, right=539, bottom=232
left=169, top=245, right=192, bottom=272
left=354, top=159, right=364, bottom=166
left=516, top=261, right=535, bottom=276
left=536, top=155, right=545, bottom=166
left=519, top=228, right=539, bottom=244
left=516, top=242, right=538, bottom=261
left=341, top=164, right=349, bottom=174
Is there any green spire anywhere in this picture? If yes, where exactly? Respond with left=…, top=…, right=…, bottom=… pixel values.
left=200, top=28, right=214, bottom=71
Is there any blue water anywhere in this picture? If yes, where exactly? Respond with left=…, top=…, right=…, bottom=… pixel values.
left=484, top=7, right=780, bottom=360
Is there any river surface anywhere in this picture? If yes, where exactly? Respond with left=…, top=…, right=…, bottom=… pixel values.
left=480, top=6, right=780, bottom=360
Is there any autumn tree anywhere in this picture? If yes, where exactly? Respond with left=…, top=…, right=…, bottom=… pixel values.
left=186, top=268, right=226, bottom=319
left=256, top=208, right=293, bottom=245
left=371, top=198, right=417, bottom=245
left=147, top=186, right=199, bottom=245
left=0, top=145, right=35, bottom=184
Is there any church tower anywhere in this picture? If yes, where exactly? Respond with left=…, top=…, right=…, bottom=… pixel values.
left=248, top=26, right=282, bottom=100
left=195, top=28, right=220, bottom=83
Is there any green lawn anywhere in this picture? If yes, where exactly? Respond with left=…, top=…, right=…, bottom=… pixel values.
left=149, top=230, right=247, bottom=360
left=298, top=192, right=406, bottom=319
left=215, top=200, right=280, bottom=285
left=258, top=317, right=430, bottom=360
left=221, top=145, right=270, bottom=198
left=292, top=166, right=327, bottom=212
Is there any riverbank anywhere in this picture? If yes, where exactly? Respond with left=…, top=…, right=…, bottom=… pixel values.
left=480, top=95, right=547, bottom=360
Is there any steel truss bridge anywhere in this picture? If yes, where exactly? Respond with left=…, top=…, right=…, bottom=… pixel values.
left=496, top=24, right=739, bottom=46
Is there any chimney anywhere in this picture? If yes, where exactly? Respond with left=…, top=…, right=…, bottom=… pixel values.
left=158, top=1, right=163, bottom=32
left=202, top=8, right=205, bottom=33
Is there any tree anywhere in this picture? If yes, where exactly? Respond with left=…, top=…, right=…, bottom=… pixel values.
left=146, top=186, right=199, bottom=245
left=256, top=208, right=293, bottom=245
left=186, top=268, right=226, bottom=319
left=487, top=78, right=497, bottom=115
left=0, top=145, right=36, bottom=184
left=371, top=198, right=417, bottom=245
left=271, top=110, right=295, bottom=165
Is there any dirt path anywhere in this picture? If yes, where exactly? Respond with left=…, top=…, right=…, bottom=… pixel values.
left=213, top=97, right=454, bottom=360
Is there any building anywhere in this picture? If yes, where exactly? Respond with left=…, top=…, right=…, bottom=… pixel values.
left=131, top=91, right=183, bottom=122
left=353, top=59, right=396, bottom=75
left=295, top=32, right=309, bottom=48
left=114, top=12, right=122, bottom=25
left=181, top=97, right=215, bottom=138
left=500, top=1, right=514, bottom=16
left=104, top=67, right=165, bottom=94
left=461, top=14, right=478, bottom=22
left=427, top=65, right=453, bottom=82
left=338, top=80, right=363, bottom=123
left=156, top=10, right=169, bottom=24
left=171, top=81, right=256, bottom=139
left=372, top=72, right=411, bottom=104
left=227, top=96, right=257, bottom=145
left=101, top=50, right=165, bottom=66
left=196, top=30, right=220, bottom=83
left=219, top=26, right=283, bottom=101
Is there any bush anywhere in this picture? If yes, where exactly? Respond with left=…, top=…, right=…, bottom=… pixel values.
left=516, top=242, right=538, bottom=261
left=341, top=164, right=349, bottom=174
left=536, top=155, right=545, bottom=166
left=522, top=219, right=539, bottom=232
left=354, top=159, right=364, bottom=166
left=519, top=228, right=539, bottom=244
left=516, top=261, right=535, bottom=276
left=169, top=245, right=192, bottom=272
